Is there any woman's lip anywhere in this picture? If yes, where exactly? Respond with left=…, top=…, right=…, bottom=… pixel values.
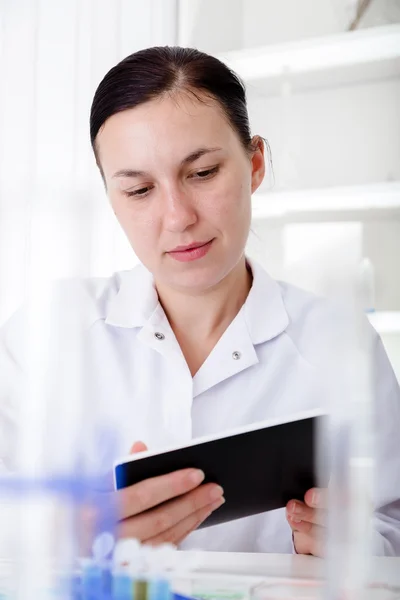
left=168, top=239, right=214, bottom=262
left=170, top=240, right=211, bottom=252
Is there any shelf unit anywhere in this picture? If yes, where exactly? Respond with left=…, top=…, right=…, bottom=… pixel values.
left=218, top=23, right=400, bottom=320
left=251, top=182, right=400, bottom=221
left=217, top=24, right=400, bottom=94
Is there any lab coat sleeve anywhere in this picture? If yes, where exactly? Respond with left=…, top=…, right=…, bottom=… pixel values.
left=371, top=331, right=400, bottom=556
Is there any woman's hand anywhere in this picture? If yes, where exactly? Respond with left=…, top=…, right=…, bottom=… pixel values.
left=286, top=488, right=327, bottom=556
left=114, top=441, right=225, bottom=546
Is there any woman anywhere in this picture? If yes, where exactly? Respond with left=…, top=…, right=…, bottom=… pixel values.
left=1, top=47, right=400, bottom=556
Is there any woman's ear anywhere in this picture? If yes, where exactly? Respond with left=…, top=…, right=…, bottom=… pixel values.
left=250, top=135, right=266, bottom=194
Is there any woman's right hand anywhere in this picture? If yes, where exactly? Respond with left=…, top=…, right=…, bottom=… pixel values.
left=114, top=441, right=225, bottom=546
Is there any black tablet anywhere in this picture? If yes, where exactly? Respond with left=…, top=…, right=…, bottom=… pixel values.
left=114, top=410, right=328, bottom=528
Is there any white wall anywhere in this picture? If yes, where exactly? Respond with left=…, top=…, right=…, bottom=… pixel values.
left=178, top=0, right=243, bottom=52
left=243, top=0, right=349, bottom=48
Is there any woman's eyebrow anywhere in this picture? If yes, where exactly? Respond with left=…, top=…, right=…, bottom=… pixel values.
left=112, top=147, right=223, bottom=179
left=181, top=146, right=222, bottom=166
left=112, top=168, right=146, bottom=179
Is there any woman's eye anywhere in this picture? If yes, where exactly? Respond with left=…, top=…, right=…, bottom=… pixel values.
left=124, top=186, right=152, bottom=198
left=191, top=166, right=219, bottom=179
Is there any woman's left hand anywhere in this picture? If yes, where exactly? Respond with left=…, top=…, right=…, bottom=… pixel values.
left=286, top=488, right=327, bottom=556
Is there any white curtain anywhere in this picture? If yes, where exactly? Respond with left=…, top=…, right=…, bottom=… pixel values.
left=0, top=0, right=177, bottom=324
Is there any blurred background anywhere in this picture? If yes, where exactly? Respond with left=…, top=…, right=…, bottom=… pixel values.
left=0, top=0, right=399, bottom=378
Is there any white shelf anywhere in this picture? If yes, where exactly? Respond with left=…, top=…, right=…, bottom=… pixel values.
left=217, top=25, right=400, bottom=93
left=368, top=312, right=400, bottom=335
left=251, top=182, right=400, bottom=221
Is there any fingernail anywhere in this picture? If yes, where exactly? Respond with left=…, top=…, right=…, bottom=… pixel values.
left=189, top=469, right=205, bottom=485
left=312, top=490, right=320, bottom=507
left=210, top=496, right=225, bottom=510
left=290, top=501, right=301, bottom=514
left=209, top=485, right=224, bottom=501
left=291, top=515, right=302, bottom=524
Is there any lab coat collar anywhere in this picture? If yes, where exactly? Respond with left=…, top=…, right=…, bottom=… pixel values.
left=105, top=264, right=158, bottom=328
left=244, top=258, right=289, bottom=345
left=105, top=258, right=289, bottom=345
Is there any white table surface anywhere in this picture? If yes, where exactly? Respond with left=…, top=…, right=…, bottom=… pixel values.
left=0, top=551, right=399, bottom=598
left=176, top=551, right=400, bottom=587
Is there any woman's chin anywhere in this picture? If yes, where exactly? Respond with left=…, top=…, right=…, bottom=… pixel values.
left=159, top=262, right=228, bottom=294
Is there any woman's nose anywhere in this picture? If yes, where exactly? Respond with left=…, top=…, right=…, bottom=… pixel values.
left=163, top=190, right=197, bottom=232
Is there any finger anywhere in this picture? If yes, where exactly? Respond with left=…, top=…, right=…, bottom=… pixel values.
left=130, top=441, right=148, bottom=454
left=287, top=511, right=313, bottom=534
left=286, top=500, right=326, bottom=526
left=118, top=482, right=224, bottom=540
left=304, top=488, right=328, bottom=510
left=118, top=482, right=223, bottom=539
left=292, top=523, right=325, bottom=557
left=287, top=512, right=325, bottom=557
left=117, top=468, right=206, bottom=520
left=143, top=497, right=226, bottom=546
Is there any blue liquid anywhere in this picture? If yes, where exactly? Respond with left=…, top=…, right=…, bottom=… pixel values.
left=149, top=579, right=171, bottom=600
left=82, top=565, right=103, bottom=600
left=112, top=573, right=134, bottom=600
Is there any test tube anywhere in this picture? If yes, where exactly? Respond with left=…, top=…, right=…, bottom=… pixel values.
left=323, top=305, right=374, bottom=598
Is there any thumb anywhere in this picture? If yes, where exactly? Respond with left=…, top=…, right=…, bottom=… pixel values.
left=130, top=441, right=148, bottom=454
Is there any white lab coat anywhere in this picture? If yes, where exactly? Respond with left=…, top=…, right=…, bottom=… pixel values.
left=1, top=259, right=399, bottom=555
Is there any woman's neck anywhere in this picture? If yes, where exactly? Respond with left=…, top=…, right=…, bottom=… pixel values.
left=155, top=257, right=253, bottom=375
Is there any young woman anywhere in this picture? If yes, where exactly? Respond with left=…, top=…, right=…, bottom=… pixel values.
left=1, top=47, right=400, bottom=556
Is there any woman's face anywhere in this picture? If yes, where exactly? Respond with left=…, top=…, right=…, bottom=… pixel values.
left=96, top=92, right=265, bottom=292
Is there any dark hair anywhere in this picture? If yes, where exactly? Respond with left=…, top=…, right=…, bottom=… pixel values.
left=90, top=46, right=257, bottom=162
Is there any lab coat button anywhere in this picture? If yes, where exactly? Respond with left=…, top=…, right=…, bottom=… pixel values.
left=154, top=332, right=165, bottom=341
left=232, top=351, right=241, bottom=360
